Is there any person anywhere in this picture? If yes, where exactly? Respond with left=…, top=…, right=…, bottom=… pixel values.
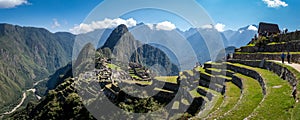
left=281, top=52, right=285, bottom=64
left=287, top=52, right=291, bottom=64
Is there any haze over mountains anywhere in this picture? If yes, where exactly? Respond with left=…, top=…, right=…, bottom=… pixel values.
left=89, top=23, right=257, bottom=63
left=0, top=22, right=257, bottom=116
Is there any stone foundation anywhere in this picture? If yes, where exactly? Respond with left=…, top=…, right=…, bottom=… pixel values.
left=239, top=40, right=300, bottom=53
left=233, top=53, right=300, bottom=64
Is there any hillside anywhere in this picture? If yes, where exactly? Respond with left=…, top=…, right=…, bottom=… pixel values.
left=101, top=24, right=179, bottom=76
left=0, top=24, right=74, bottom=113
left=4, top=23, right=300, bottom=119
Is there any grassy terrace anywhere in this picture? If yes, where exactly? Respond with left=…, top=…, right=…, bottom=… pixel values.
left=268, top=61, right=300, bottom=120
left=196, top=90, right=223, bottom=118
left=154, top=88, right=174, bottom=93
left=107, top=64, right=121, bottom=71
left=120, top=80, right=152, bottom=86
left=205, top=68, right=232, bottom=80
left=226, top=62, right=295, bottom=119
left=197, top=85, right=224, bottom=117
left=189, top=89, right=208, bottom=101
left=220, top=73, right=263, bottom=120
left=154, top=76, right=178, bottom=84
left=235, top=52, right=300, bottom=55
left=206, top=81, right=241, bottom=120
left=206, top=68, right=222, bottom=73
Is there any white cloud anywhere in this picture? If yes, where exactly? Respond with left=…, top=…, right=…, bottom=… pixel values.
left=146, top=23, right=154, bottom=30
left=156, top=21, right=176, bottom=31
left=248, top=25, right=258, bottom=31
left=0, top=0, right=28, bottom=8
left=262, top=0, right=288, bottom=8
left=51, top=19, right=61, bottom=29
left=201, top=24, right=214, bottom=29
left=70, top=18, right=137, bottom=34
left=214, top=23, right=226, bottom=32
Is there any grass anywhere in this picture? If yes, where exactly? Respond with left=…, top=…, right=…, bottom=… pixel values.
left=189, top=88, right=206, bottom=100
left=206, top=81, right=241, bottom=120
left=268, top=61, right=300, bottom=120
left=227, top=62, right=295, bottom=119
left=107, top=64, right=121, bottom=71
left=154, top=76, right=178, bottom=84
left=216, top=75, right=232, bottom=80
left=235, top=52, right=300, bottom=55
left=206, top=68, right=222, bottom=73
left=154, top=88, right=174, bottom=93
left=196, top=91, right=223, bottom=118
left=172, top=101, right=180, bottom=109
left=121, top=80, right=152, bottom=86
left=220, top=73, right=263, bottom=120
left=247, top=44, right=255, bottom=46
left=267, top=42, right=286, bottom=45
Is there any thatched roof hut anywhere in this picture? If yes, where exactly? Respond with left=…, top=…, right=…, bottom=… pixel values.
left=258, top=22, right=280, bottom=35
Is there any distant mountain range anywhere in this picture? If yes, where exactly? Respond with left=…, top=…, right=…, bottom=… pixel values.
left=223, top=25, right=258, bottom=48
left=0, top=23, right=257, bottom=113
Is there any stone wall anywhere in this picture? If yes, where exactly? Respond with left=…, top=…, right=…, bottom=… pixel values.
left=197, top=87, right=214, bottom=101
left=232, top=75, right=243, bottom=90
left=226, top=63, right=266, bottom=95
left=229, top=60, right=298, bottom=89
left=238, top=40, right=300, bottom=53
left=279, top=31, right=300, bottom=42
left=233, top=53, right=300, bottom=64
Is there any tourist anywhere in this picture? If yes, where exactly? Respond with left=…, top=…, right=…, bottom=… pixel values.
left=287, top=52, right=291, bottom=64
left=281, top=52, right=285, bottom=64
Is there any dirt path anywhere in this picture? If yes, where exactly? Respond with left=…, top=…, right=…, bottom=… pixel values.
left=272, top=60, right=300, bottom=72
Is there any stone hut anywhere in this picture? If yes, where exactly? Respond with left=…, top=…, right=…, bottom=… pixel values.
left=258, top=22, right=280, bottom=37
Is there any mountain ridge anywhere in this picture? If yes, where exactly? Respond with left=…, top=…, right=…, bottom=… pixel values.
left=0, top=23, right=74, bottom=112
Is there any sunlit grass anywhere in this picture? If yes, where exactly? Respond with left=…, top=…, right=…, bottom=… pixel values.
left=154, top=76, right=178, bottom=84
left=227, top=62, right=294, bottom=119
left=206, top=81, right=241, bottom=120
left=220, top=73, right=263, bottom=120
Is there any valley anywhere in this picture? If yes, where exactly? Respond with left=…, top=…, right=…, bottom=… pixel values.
left=1, top=22, right=300, bottom=119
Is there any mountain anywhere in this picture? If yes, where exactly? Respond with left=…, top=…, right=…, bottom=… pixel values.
left=224, top=25, right=258, bottom=48
left=184, top=27, right=229, bottom=63
left=0, top=23, right=74, bottom=112
left=72, top=23, right=256, bottom=66
left=101, top=24, right=179, bottom=75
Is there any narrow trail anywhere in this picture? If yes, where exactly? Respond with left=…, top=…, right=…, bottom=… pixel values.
left=272, top=60, right=300, bottom=72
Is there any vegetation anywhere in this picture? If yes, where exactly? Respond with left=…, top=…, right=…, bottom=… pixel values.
left=227, top=63, right=294, bottom=119
left=220, top=73, right=263, bottom=119
left=269, top=61, right=300, bottom=120
left=206, top=81, right=241, bottom=119
left=0, top=24, right=74, bottom=112
left=154, top=76, right=178, bottom=84
left=235, top=52, right=300, bottom=54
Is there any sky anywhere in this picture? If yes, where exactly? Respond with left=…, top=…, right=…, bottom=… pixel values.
left=0, top=0, right=299, bottom=34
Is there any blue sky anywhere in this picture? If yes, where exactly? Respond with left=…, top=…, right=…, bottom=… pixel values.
left=0, top=0, right=299, bottom=33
